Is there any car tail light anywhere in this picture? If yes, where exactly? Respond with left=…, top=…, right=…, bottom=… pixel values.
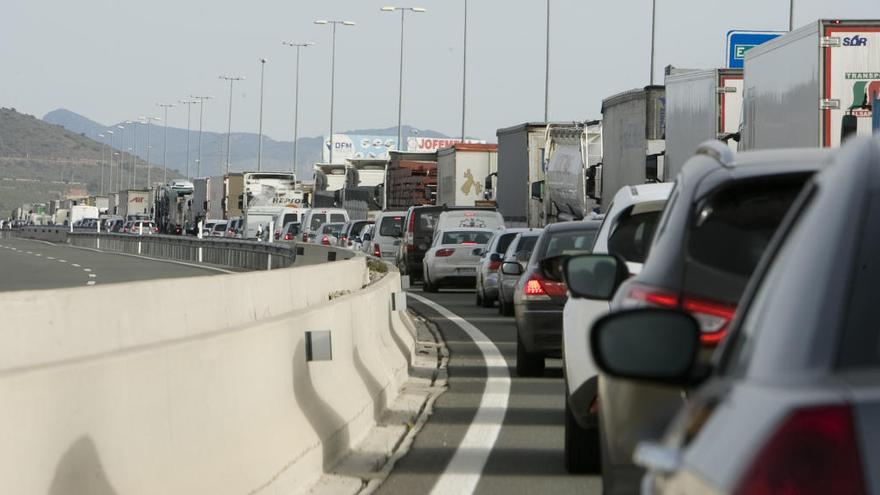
left=436, top=248, right=455, bottom=257
left=523, top=272, right=567, bottom=300
left=623, top=284, right=735, bottom=346
left=321, top=235, right=330, bottom=245
left=152, top=227, right=159, bottom=233
left=284, top=233, right=292, bottom=241
left=735, top=405, right=866, bottom=495
left=274, top=231, right=280, bottom=239
left=489, top=260, right=502, bottom=271
left=462, top=241, right=477, bottom=245
left=302, top=232, right=309, bottom=242
left=373, top=243, right=381, bottom=257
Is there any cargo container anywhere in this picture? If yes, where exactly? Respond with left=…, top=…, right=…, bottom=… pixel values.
left=117, top=189, right=151, bottom=219
left=341, top=158, right=386, bottom=219
left=741, top=19, right=880, bottom=150
left=223, top=173, right=244, bottom=220
left=436, top=143, right=497, bottom=207
left=600, top=86, right=666, bottom=208
left=664, top=68, right=743, bottom=179
left=385, top=151, right=438, bottom=209
left=494, top=122, right=556, bottom=227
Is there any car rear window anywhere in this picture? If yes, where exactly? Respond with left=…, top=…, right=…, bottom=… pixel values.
left=213, top=224, right=225, bottom=231
left=414, top=210, right=441, bottom=236
left=607, top=207, right=662, bottom=263
left=494, top=233, right=517, bottom=254
left=331, top=214, right=346, bottom=223
left=544, top=229, right=599, bottom=258
left=442, top=231, right=493, bottom=245
left=380, top=216, right=404, bottom=237
left=282, top=213, right=298, bottom=225
left=309, top=214, right=327, bottom=230
left=286, top=223, right=301, bottom=234
left=511, top=235, right=539, bottom=256
left=684, top=175, right=810, bottom=303
left=324, top=224, right=344, bottom=235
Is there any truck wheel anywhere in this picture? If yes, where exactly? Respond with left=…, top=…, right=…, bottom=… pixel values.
left=516, top=332, right=545, bottom=377
left=564, top=390, right=601, bottom=474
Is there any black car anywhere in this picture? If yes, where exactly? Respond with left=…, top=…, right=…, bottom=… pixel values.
left=565, top=141, right=833, bottom=493
left=511, top=219, right=601, bottom=377
left=397, top=204, right=497, bottom=281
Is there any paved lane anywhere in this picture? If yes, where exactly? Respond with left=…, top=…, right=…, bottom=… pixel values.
left=0, top=238, right=222, bottom=291
left=378, top=288, right=601, bottom=495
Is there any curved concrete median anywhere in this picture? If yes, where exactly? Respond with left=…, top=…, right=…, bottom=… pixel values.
left=0, top=255, right=418, bottom=494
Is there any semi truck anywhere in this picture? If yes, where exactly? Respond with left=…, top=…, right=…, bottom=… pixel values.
left=436, top=143, right=497, bottom=207
left=241, top=171, right=304, bottom=239
left=223, top=173, right=244, bottom=220
left=341, top=159, right=386, bottom=219
left=540, top=124, right=593, bottom=223
left=741, top=19, right=880, bottom=150
left=599, top=86, right=666, bottom=208
left=385, top=151, right=438, bottom=209
left=155, top=183, right=194, bottom=234
left=117, top=190, right=151, bottom=219
left=664, top=68, right=743, bottom=179
left=494, top=122, right=554, bottom=227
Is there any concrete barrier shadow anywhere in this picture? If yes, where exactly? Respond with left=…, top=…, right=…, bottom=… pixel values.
left=48, top=436, right=118, bottom=495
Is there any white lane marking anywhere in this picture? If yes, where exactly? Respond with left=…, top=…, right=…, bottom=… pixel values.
left=47, top=256, right=55, bottom=260
left=83, top=268, right=92, bottom=272
left=58, top=259, right=66, bottom=263
left=408, top=292, right=511, bottom=495
left=86, top=281, right=96, bottom=286
left=71, top=264, right=81, bottom=267
left=26, top=251, right=32, bottom=254
left=88, top=274, right=96, bottom=278
left=34, top=253, right=41, bottom=257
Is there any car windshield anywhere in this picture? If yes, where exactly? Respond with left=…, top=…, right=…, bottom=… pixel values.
left=441, top=231, right=492, bottom=245
left=494, top=233, right=517, bottom=254
left=607, top=206, right=662, bottom=263
left=281, top=213, right=298, bottom=225
left=544, top=229, right=599, bottom=258
left=330, top=214, right=346, bottom=223
left=380, top=216, right=404, bottom=237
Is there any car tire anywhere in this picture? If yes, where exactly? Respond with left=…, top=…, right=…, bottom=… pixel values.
left=564, top=389, right=601, bottom=474
left=476, top=290, right=483, bottom=306
left=501, top=296, right=515, bottom=316
left=422, top=271, right=438, bottom=293
left=481, top=291, right=494, bottom=308
left=516, top=331, right=544, bottom=377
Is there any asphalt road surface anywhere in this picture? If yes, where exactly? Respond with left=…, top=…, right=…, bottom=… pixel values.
left=378, top=288, right=601, bottom=495
left=0, top=238, right=222, bottom=291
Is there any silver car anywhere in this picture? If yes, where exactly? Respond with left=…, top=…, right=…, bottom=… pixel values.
left=475, top=228, right=532, bottom=308
left=587, top=137, right=880, bottom=494
left=497, top=230, right=542, bottom=316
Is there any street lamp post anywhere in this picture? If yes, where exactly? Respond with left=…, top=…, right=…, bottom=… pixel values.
left=157, top=103, right=175, bottom=185
left=219, top=75, right=245, bottom=175
left=140, top=116, right=160, bottom=188
left=191, top=95, right=213, bottom=178
left=116, top=125, right=125, bottom=192
left=179, top=99, right=197, bottom=179
left=381, top=6, right=426, bottom=152
left=283, top=41, right=315, bottom=176
left=649, top=0, right=657, bottom=85
left=544, top=0, right=550, bottom=121
left=461, top=0, right=468, bottom=141
left=257, top=58, right=267, bottom=172
left=105, top=130, right=115, bottom=193
left=125, top=121, right=137, bottom=189
left=98, top=133, right=106, bottom=195
left=789, top=0, right=794, bottom=31
left=314, top=19, right=355, bottom=164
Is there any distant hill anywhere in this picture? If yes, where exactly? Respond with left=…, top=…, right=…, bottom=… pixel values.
left=0, top=108, right=179, bottom=216
left=43, top=109, right=453, bottom=180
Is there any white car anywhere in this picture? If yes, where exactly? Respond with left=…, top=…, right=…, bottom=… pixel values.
left=367, top=211, right=406, bottom=262
left=561, top=182, right=672, bottom=473
left=311, top=222, right=346, bottom=246
left=422, top=228, right=494, bottom=292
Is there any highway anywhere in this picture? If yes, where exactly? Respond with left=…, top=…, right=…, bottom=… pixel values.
left=379, top=288, right=601, bottom=495
left=0, top=237, right=223, bottom=291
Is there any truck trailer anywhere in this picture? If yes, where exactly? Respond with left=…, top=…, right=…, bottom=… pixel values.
left=600, top=86, right=666, bottom=208
left=436, top=143, right=497, bottom=207
left=385, top=151, right=438, bottom=210
left=117, top=190, right=151, bottom=219
left=494, top=122, right=555, bottom=227
left=741, top=19, right=880, bottom=150
left=664, top=68, right=743, bottom=179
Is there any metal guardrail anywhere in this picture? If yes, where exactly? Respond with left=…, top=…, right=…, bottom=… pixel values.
left=10, top=226, right=297, bottom=271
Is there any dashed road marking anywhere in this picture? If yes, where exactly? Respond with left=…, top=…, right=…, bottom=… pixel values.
left=83, top=268, right=92, bottom=272
left=71, top=263, right=80, bottom=267
left=58, top=259, right=66, bottom=263
left=47, top=256, right=55, bottom=260
left=86, top=281, right=96, bottom=286
left=88, top=274, right=96, bottom=278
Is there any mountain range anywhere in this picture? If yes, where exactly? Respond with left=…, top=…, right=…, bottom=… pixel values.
left=43, top=109, right=452, bottom=181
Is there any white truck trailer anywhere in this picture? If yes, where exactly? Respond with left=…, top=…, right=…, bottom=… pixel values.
left=494, top=122, right=555, bottom=227
left=664, top=68, right=743, bottom=179
left=741, top=19, right=880, bottom=150
left=436, top=143, right=497, bottom=207
left=117, top=190, right=151, bottom=219
left=599, top=86, right=666, bottom=208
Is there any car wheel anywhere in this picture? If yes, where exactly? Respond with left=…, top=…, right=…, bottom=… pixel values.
left=516, top=331, right=545, bottom=377
left=422, top=270, right=438, bottom=293
left=481, top=291, right=494, bottom=308
left=502, top=296, right=515, bottom=316
left=564, top=388, right=601, bottom=474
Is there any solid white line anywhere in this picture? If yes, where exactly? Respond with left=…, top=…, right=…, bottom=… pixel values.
left=408, top=292, right=511, bottom=495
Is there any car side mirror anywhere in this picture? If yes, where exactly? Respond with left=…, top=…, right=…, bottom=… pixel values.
left=540, top=255, right=567, bottom=282
left=501, top=261, right=523, bottom=276
left=489, top=252, right=503, bottom=263
left=590, top=308, right=701, bottom=385
left=563, top=254, right=629, bottom=300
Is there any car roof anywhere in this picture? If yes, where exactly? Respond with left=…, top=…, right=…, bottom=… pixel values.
left=543, top=220, right=602, bottom=233
left=610, top=182, right=675, bottom=208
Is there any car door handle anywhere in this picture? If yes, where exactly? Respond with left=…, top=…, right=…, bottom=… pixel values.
left=633, top=441, right=682, bottom=474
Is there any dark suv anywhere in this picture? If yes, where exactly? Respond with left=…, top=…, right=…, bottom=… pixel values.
left=397, top=205, right=497, bottom=281
left=566, top=142, right=833, bottom=494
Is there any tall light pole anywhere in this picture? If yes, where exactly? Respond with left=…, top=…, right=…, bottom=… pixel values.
left=283, top=41, right=315, bottom=176
left=461, top=0, right=468, bottom=141
left=140, top=116, right=160, bottom=188
left=179, top=99, right=197, bottom=179
left=98, top=133, right=106, bottom=195
left=116, top=125, right=125, bottom=192
left=544, top=0, right=550, bottom=121
left=191, top=95, right=213, bottom=177
left=125, top=120, right=137, bottom=189
left=381, top=6, right=426, bottom=152
left=314, top=19, right=355, bottom=164
left=105, top=130, right=115, bottom=193
left=649, top=0, right=657, bottom=85
left=257, top=58, right=267, bottom=172
left=219, top=75, right=245, bottom=175
left=157, top=103, right=175, bottom=185
left=789, top=0, right=794, bottom=31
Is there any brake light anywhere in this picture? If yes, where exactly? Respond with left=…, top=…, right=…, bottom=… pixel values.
left=373, top=243, right=381, bottom=257
left=436, top=248, right=455, bottom=257
left=735, top=405, right=866, bottom=495
left=321, top=235, right=330, bottom=245
left=284, top=233, right=292, bottom=241
left=624, top=284, right=735, bottom=346
left=462, top=241, right=477, bottom=245
left=152, top=227, right=159, bottom=233
left=489, top=260, right=502, bottom=271
left=302, top=232, right=309, bottom=242
left=523, top=272, right=567, bottom=299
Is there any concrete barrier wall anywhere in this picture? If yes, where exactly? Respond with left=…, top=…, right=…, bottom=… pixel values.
left=0, top=258, right=415, bottom=494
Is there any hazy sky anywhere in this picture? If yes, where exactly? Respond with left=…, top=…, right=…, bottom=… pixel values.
left=2, top=0, right=877, bottom=143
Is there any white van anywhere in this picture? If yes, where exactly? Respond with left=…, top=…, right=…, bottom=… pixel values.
left=368, top=211, right=407, bottom=262
left=272, top=207, right=308, bottom=240
left=436, top=209, right=505, bottom=232
left=302, top=208, right=349, bottom=242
